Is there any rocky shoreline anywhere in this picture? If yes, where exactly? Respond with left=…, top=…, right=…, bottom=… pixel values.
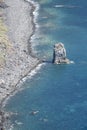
left=0, top=0, right=42, bottom=129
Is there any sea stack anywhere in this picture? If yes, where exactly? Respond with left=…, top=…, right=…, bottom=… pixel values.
left=53, top=42, right=70, bottom=64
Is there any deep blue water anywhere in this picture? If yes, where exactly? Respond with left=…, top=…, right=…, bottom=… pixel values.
left=5, top=0, right=87, bottom=130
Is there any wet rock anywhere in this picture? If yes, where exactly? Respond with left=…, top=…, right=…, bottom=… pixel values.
left=30, top=111, right=39, bottom=115
left=53, top=42, right=71, bottom=64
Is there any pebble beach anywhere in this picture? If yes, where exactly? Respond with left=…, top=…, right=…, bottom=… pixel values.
left=0, top=0, right=41, bottom=128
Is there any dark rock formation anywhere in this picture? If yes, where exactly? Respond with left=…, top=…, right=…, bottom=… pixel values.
left=53, top=42, right=71, bottom=64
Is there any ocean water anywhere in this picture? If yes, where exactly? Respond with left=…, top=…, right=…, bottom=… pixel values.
left=4, top=0, right=87, bottom=130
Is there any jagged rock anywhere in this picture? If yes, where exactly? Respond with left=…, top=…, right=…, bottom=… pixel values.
left=53, top=42, right=71, bottom=64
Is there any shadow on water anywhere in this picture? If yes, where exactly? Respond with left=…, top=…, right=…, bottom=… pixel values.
left=42, top=59, right=52, bottom=64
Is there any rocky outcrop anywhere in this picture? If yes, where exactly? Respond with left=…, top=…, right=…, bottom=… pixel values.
left=53, top=42, right=71, bottom=64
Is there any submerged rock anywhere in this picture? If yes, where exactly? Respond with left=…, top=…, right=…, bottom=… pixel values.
left=53, top=42, right=71, bottom=64
left=30, top=111, right=39, bottom=116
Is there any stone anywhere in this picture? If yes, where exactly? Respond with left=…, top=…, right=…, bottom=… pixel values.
left=30, top=111, right=39, bottom=115
left=53, top=42, right=71, bottom=64
left=0, top=79, right=5, bottom=85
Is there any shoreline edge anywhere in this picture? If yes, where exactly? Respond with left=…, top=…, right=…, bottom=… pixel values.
left=0, top=0, right=42, bottom=129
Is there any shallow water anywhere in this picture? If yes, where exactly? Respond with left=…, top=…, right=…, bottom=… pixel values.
left=5, top=0, right=87, bottom=130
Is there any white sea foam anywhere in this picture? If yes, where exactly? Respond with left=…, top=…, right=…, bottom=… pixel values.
left=26, top=0, right=40, bottom=27
left=28, top=63, right=44, bottom=78
left=54, top=4, right=64, bottom=8
left=15, top=120, right=23, bottom=125
left=70, top=61, right=75, bottom=64
left=31, top=33, right=40, bottom=41
left=54, top=5, right=80, bottom=8
left=26, top=0, right=40, bottom=53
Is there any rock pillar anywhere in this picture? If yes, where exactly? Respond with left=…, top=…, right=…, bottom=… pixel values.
left=53, top=42, right=70, bottom=64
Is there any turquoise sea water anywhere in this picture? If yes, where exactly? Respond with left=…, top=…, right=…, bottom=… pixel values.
left=5, top=0, right=87, bottom=130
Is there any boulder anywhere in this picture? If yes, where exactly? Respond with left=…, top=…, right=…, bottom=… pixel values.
left=53, top=42, right=70, bottom=64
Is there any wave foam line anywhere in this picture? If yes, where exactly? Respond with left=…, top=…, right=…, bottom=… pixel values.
left=25, top=0, right=41, bottom=54
left=55, top=5, right=81, bottom=8
left=26, top=0, right=40, bottom=28
left=2, top=63, right=45, bottom=108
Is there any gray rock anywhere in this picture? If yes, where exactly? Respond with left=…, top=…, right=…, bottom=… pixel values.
left=53, top=42, right=70, bottom=64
